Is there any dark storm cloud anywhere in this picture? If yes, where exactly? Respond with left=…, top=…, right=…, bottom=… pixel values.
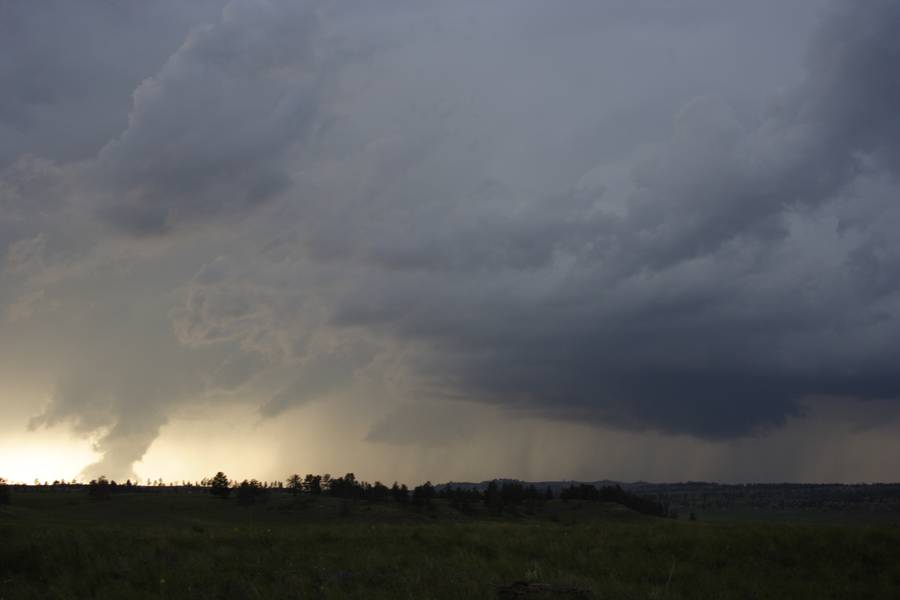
left=5, top=0, right=900, bottom=478
left=331, top=0, right=900, bottom=438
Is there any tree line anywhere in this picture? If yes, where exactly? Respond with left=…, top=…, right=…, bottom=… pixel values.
left=0, top=472, right=675, bottom=518
left=206, top=471, right=675, bottom=517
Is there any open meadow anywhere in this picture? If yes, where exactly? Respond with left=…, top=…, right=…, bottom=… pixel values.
left=2, top=487, right=899, bottom=599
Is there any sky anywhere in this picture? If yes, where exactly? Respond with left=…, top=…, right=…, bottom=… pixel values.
left=2, top=0, right=900, bottom=485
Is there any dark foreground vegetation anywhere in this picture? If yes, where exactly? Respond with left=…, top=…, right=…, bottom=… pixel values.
left=1, top=477, right=899, bottom=599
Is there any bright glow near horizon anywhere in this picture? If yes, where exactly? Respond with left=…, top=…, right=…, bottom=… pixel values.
left=0, top=434, right=100, bottom=484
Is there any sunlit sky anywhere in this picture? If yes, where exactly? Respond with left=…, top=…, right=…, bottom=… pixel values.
left=2, top=0, right=900, bottom=484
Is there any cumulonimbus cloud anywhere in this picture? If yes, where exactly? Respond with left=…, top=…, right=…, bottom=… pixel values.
left=5, top=0, right=900, bottom=479
left=327, top=0, right=900, bottom=438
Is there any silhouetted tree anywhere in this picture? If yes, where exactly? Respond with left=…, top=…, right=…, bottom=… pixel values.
left=303, top=474, right=322, bottom=495
left=236, top=479, right=266, bottom=506
left=210, top=471, right=231, bottom=499
left=391, top=482, right=409, bottom=505
left=444, top=486, right=480, bottom=513
left=88, top=476, right=112, bottom=500
left=560, top=483, right=600, bottom=501
left=412, top=481, right=436, bottom=508
left=329, top=473, right=364, bottom=499
left=366, top=481, right=390, bottom=502
left=286, top=474, right=303, bottom=495
left=484, top=480, right=502, bottom=514
left=500, top=482, right=525, bottom=506
left=0, top=478, right=10, bottom=505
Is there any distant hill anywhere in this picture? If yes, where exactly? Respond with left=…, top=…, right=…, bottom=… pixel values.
left=436, top=480, right=900, bottom=515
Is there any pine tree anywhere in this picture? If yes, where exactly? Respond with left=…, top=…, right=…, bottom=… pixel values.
left=210, top=472, right=231, bottom=499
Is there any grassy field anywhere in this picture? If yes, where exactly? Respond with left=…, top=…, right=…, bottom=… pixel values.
left=2, top=489, right=899, bottom=599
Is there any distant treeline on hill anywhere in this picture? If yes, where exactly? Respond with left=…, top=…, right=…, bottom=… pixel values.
left=206, top=472, right=675, bottom=517
left=0, top=473, right=675, bottom=518
left=7, top=476, right=900, bottom=515
left=558, top=483, right=674, bottom=518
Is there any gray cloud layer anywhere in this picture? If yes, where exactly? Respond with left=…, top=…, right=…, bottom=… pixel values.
left=326, top=0, right=900, bottom=436
left=3, top=0, right=900, bottom=479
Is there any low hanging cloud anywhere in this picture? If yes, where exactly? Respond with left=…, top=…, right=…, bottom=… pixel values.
left=3, top=0, right=900, bottom=479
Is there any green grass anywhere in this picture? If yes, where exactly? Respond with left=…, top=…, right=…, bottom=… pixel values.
left=1, top=491, right=899, bottom=599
